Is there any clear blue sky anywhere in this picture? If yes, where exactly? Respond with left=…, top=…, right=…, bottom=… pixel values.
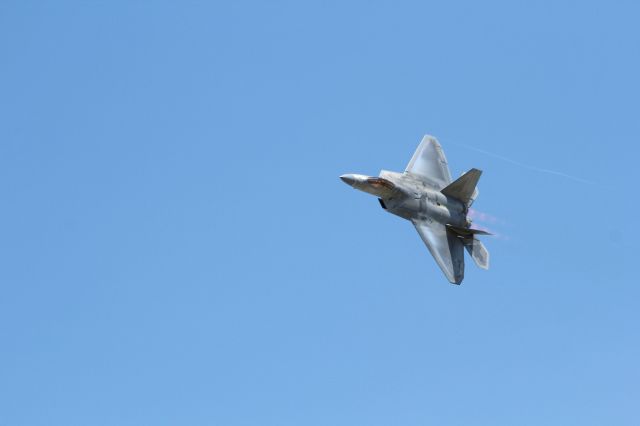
left=1, top=1, right=639, bottom=425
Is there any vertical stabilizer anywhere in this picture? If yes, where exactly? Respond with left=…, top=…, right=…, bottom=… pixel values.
left=463, top=238, right=489, bottom=270
left=440, top=168, right=482, bottom=206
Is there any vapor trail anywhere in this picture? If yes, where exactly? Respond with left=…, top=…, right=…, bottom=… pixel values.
left=452, top=142, right=601, bottom=186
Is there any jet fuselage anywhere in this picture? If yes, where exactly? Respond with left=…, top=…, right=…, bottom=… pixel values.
left=340, top=135, right=489, bottom=284
left=340, top=170, right=468, bottom=227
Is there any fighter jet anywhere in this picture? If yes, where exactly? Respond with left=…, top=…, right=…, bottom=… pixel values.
left=340, top=135, right=489, bottom=285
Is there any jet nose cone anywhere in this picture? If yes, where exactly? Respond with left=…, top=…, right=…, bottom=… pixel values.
left=340, top=174, right=357, bottom=186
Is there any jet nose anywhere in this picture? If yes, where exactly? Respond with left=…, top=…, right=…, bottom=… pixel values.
left=340, top=174, right=357, bottom=186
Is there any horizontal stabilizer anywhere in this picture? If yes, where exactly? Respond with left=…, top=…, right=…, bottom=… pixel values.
left=446, top=224, right=492, bottom=236
left=440, top=168, right=482, bottom=206
left=463, top=238, right=489, bottom=270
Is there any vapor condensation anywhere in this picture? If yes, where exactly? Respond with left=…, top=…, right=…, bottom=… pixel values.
left=452, top=142, right=601, bottom=187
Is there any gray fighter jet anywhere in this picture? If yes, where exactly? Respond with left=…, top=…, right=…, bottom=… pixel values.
left=340, top=135, right=489, bottom=285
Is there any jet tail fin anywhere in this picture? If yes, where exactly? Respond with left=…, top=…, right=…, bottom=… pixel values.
left=440, top=168, right=482, bottom=206
left=463, top=238, right=489, bottom=270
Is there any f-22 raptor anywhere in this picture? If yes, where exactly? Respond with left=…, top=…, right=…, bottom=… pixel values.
left=340, top=135, right=490, bottom=285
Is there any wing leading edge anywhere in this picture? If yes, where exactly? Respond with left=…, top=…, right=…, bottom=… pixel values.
left=405, top=135, right=452, bottom=189
left=412, top=219, right=465, bottom=284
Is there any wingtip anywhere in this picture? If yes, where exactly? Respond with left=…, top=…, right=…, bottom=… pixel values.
left=448, top=273, right=464, bottom=285
left=421, top=134, right=440, bottom=145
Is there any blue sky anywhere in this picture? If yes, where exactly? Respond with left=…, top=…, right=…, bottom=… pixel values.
left=1, top=1, right=639, bottom=425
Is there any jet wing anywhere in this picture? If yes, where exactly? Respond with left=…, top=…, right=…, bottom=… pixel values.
left=405, top=135, right=452, bottom=189
left=412, top=219, right=465, bottom=284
